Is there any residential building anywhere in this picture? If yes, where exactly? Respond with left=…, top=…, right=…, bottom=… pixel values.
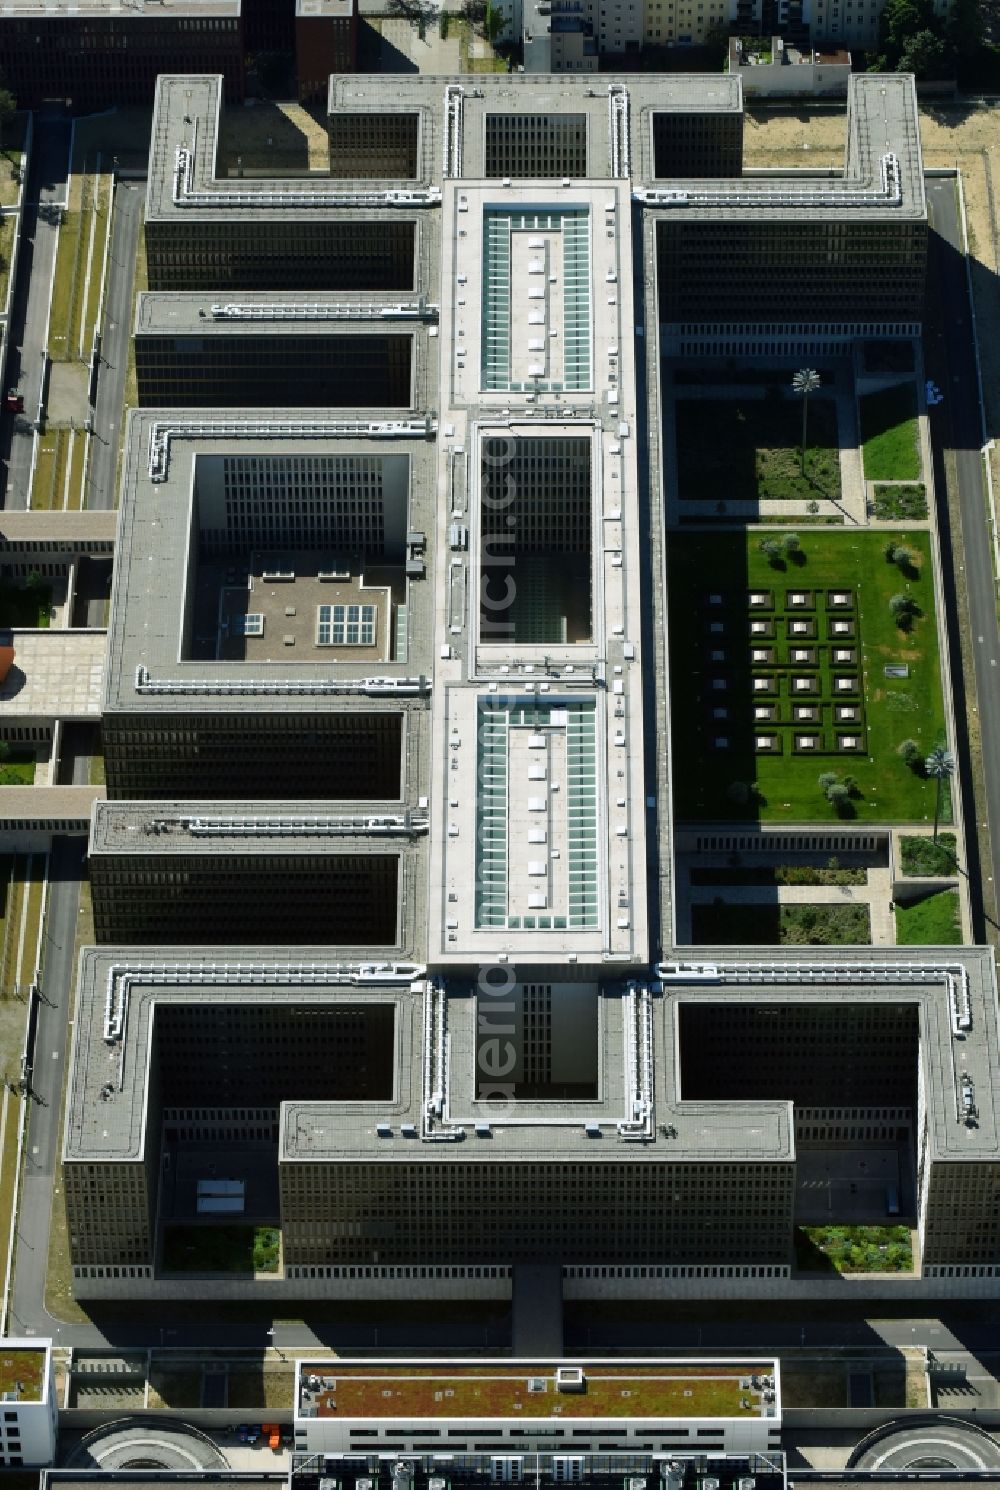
left=728, top=35, right=852, bottom=94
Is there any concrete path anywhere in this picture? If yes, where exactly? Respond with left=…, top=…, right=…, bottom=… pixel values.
left=0, top=118, right=71, bottom=510
left=87, top=177, right=142, bottom=509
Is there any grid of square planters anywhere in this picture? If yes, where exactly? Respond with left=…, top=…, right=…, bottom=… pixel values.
left=667, top=529, right=948, bottom=825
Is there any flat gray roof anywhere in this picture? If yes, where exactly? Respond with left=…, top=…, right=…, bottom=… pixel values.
left=89, top=798, right=429, bottom=855
left=103, top=408, right=437, bottom=716
left=135, top=291, right=438, bottom=336
left=145, top=71, right=922, bottom=237
left=65, top=948, right=1000, bottom=1168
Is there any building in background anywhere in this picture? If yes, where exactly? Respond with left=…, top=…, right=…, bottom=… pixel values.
left=728, top=35, right=851, bottom=93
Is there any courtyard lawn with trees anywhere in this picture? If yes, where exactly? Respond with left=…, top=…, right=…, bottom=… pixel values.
left=860, top=384, right=920, bottom=481
left=794, top=1225, right=913, bottom=1274
left=667, top=529, right=947, bottom=822
left=675, top=395, right=840, bottom=503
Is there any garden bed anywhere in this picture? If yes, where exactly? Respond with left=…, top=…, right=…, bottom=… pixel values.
left=872, top=483, right=928, bottom=520
left=675, top=396, right=840, bottom=503
left=898, top=833, right=957, bottom=876
left=795, top=1225, right=913, bottom=1274
left=690, top=902, right=871, bottom=945
left=690, top=863, right=866, bottom=887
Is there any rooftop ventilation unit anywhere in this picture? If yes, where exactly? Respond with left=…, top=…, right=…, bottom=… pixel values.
left=556, top=1366, right=585, bottom=1392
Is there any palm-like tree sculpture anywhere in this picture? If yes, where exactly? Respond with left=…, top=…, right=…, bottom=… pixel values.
left=924, top=744, right=956, bottom=842
left=792, top=368, right=821, bottom=475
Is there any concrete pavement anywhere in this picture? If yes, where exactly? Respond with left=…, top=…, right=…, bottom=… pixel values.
left=87, top=178, right=142, bottom=509
left=923, top=178, right=1000, bottom=942
left=10, top=835, right=83, bottom=1344
left=0, top=117, right=71, bottom=511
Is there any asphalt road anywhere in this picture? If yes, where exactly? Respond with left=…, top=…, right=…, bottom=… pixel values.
left=86, top=178, right=142, bottom=509
left=0, top=118, right=71, bottom=511
left=10, top=837, right=83, bottom=1344
left=923, top=178, right=1000, bottom=937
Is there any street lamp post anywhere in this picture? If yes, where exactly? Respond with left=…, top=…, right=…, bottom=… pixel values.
left=925, top=744, right=956, bottom=842
left=266, top=1327, right=286, bottom=1362
left=792, top=368, right=821, bottom=475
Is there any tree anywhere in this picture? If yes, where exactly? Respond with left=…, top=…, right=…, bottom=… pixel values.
left=0, top=741, right=9, bottom=763
left=925, top=744, right=955, bottom=842
left=887, top=544, right=918, bottom=577
left=758, top=537, right=783, bottom=566
left=947, top=0, right=984, bottom=61
left=879, top=0, right=935, bottom=51
left=818, top=771, right=839, bottom=794
left=827, top=782, right=851, bottom=813
left=726, top=780, right=751, bottom=806
left=898, top=738, right=922, bottom=768
left=899, top=27, right=952, bottom=77
left=782, top=533, right=801, bottom=558
left=890, top=592, right=918, bottom=630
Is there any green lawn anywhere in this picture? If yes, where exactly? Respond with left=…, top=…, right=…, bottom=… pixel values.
left=690, top=901, right=871, bottom=946
left=0, top=754, right=34, bottom=786
left=861, top=384, right=920, bottom=481
left=162, top=1225, right=280, bottom=1274
left=795, top=1225, right=913, bottom=1274
left=895, top=889, right=961, bottom=944
left=667, top=529, right=947, bottom=823
left=674, top=396, right=841, bottom=503
left=0, top=577, right=51, bottom=627
left=49, top=174, right=111, bottom=362
left=899, top=833, right=957, bottom=876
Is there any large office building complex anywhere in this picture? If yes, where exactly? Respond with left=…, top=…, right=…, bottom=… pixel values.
left=60, top=69, right=1000, bottom=1301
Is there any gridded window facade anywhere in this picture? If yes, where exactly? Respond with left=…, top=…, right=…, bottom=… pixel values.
left=652, top=112, right=743, bottom=178
left=145, top=220, right=416, bottom=294
left=103, top=712, right=404, bottom=800
left=522, top=984, right=553, bottom=1089
left=657, top=219, right=928, bottom=323
left=135, top=333, right=413, bottom=410
left=64, top=1161, right=155, bottom=1269
left=481, top=437, right=591, bottom=555
left=155, top=1004, right=396, bottom=1108
left=201, top=453, right=394, bottom=557
left=0, top=16, right=244, bottom=109
left=328, top=113, right=421, bottom=179
left=679, top=1002, right=919, bottom=1108
left=484, top=114, right=588, bottom=179
left=89, top=853, right=401, bottom=945
left=922, top=1162, right=1000, bottom=1267
left=278, top=1158, right=797, bottom=1267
